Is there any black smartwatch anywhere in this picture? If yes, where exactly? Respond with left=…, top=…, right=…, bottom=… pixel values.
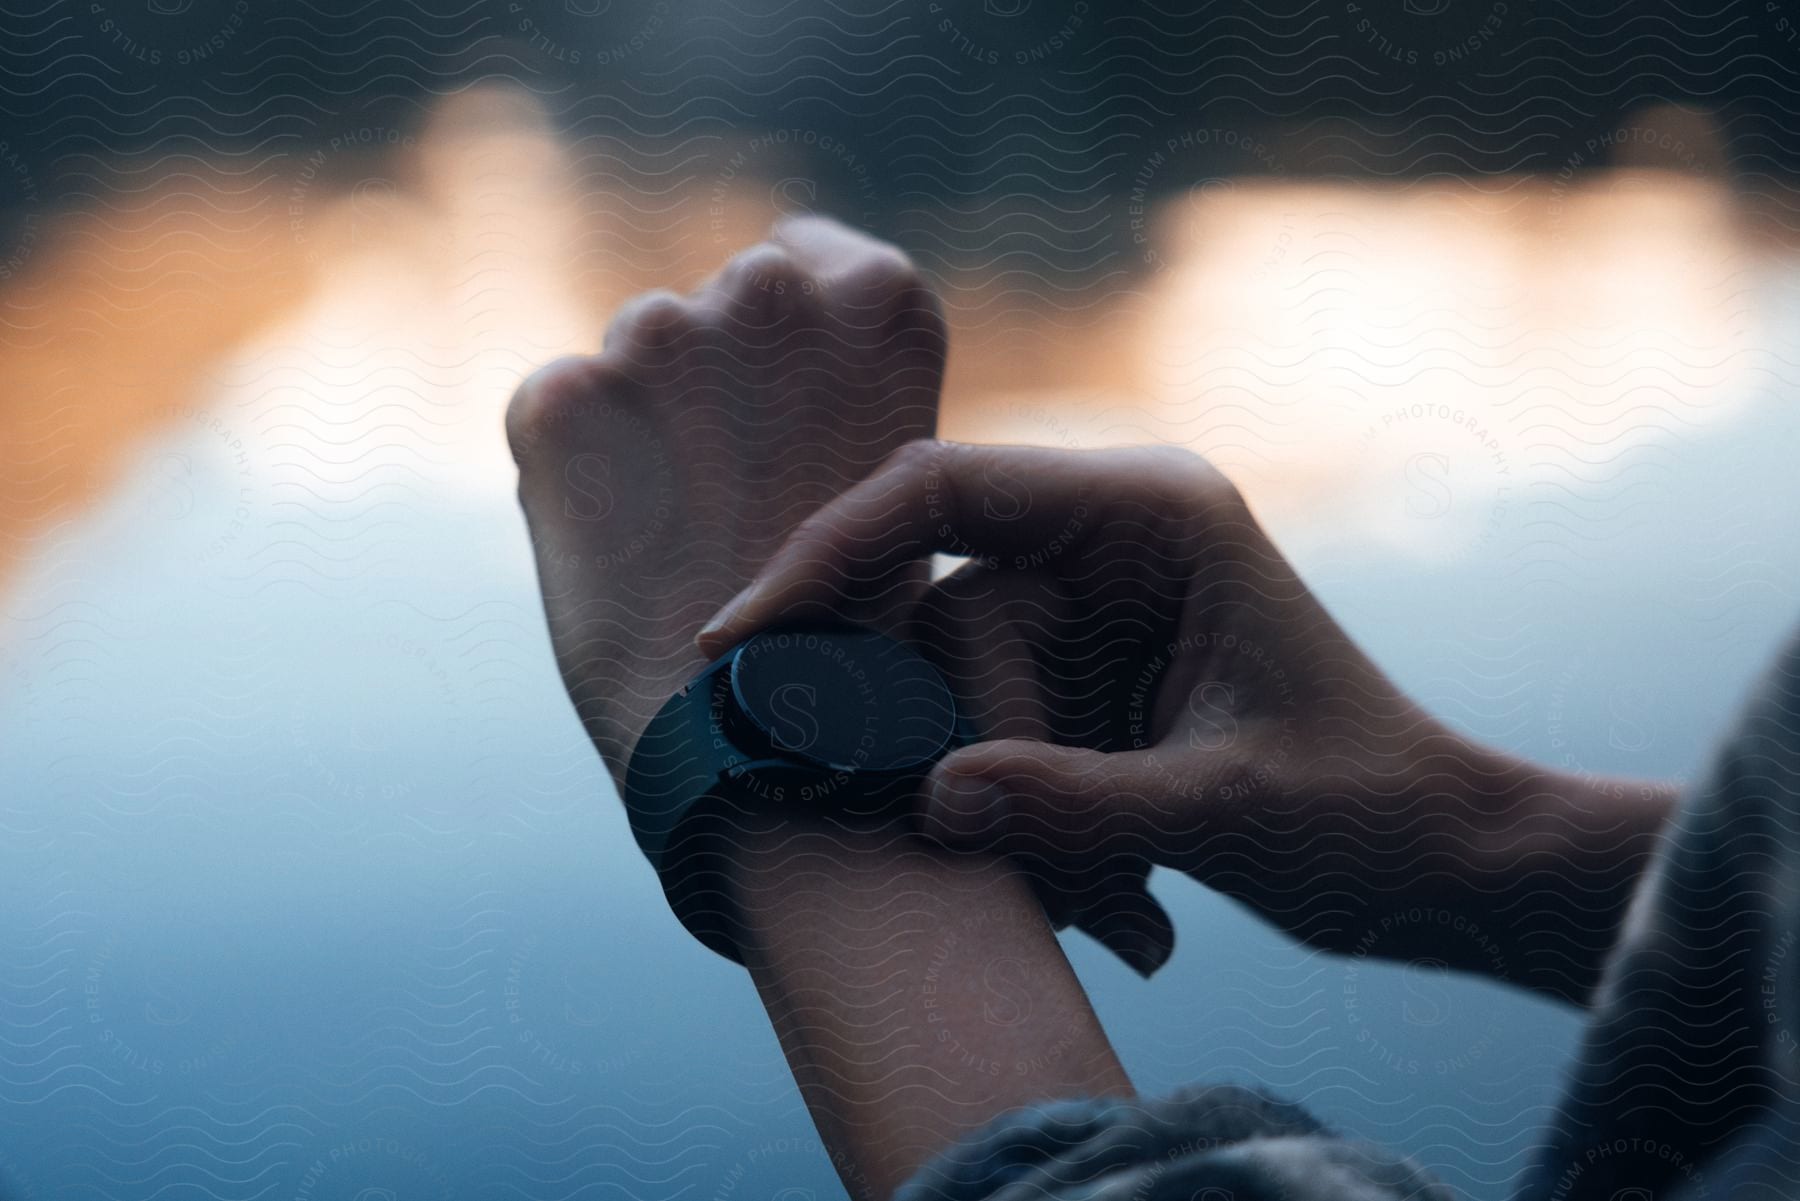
left=623, top=625, right=971, bottom=962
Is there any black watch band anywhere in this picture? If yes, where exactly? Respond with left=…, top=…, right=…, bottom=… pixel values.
left=622, top=625, right=971, bottom=963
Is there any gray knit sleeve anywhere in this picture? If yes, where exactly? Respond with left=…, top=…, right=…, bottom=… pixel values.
left=895, top=1085, right=1453, bottom=1201
left=899, top=623, right=1800, bottom=1201
left=1516, top=625, right=1800, bottom=1201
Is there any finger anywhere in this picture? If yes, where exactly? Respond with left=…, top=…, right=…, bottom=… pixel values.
left=917, top=738, right=1207, bottom=860
left=693, top=241, right=821, bottom=333
left=768, top=213, right=878, bottom=257
left=697, top=441, right=1190, bottom=655
left=770, top=214, right=906, bottom=294
left=906, top=563, right=1056, bottom=743
left=602, top=289, right=692, bottom=363
left=1073, top=884, right=1176, bottom=979
left=770, top=216, right=947, bottom=372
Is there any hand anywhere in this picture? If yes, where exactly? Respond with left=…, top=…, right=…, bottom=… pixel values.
left=507, top=217, right=944, bottom=776
left=507, top=220, right=1174, bottom=976
left=698, top=440, right=1675, bottom=1001
left=506, top=223, right=1134, bottom=1194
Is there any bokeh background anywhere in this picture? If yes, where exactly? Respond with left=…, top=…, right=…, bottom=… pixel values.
left=3, top=2, right=1800, bottom=1198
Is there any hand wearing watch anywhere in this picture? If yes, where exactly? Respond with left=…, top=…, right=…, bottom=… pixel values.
left=623, top=625, right=971, bottom=962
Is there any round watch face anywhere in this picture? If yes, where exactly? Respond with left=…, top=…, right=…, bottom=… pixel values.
left=728, top=628, right=958, bottom=773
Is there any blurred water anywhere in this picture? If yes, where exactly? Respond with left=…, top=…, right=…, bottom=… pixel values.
left=2, top=112, right=1799, bottom=1199
left=8, top=381, right=1797, bottom=1201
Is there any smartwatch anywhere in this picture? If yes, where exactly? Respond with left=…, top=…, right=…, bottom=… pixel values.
left=622, top=625, right=971, bottom=962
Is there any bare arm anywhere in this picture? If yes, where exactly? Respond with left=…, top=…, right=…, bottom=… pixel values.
left=504, top=223, right=1134, bottom=1199
left=699, top=440, right=1683, bottom=1010
left=1219, top=727, right=1681, bottom=1007
left=730, top=819, right=1132, bottom=1200
left=1434, top=747, right=1678, bottom=1005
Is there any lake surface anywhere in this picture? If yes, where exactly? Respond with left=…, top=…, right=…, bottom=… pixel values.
left=1, top=96, right=1797, bottom=1201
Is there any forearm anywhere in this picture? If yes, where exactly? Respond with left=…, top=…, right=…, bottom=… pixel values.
left=1327, top=731, right=1677, bottom=1006
left=1448, top=745, right=1678, bottom=1005
left=1193, top=720, right=1678, bottom=1008
left=729, top=819, right=1132, bottom=1201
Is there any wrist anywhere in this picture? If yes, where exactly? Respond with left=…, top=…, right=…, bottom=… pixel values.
left=727, top=820, right=1132, bottom=1200
left=1429, top=733, right=1678, bottom=1004
left=1447, top=738, right=1676, bottom=887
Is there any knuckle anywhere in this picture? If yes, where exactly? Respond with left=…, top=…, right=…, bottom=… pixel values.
left=606, top=290, right=694, bottom=352
left=842, top=246, right=922, bottom=297
left=506, top=355, right=591, bottom=462
left=505, top=355, right=627, bottom=465
left=885, top=436, right=945, bottom=479
left=787, top=500, right=831, bottom=543
left=884, top=277, right=945, bottom=343
left=1141, top=445, right=1244, bottom=512
left=1192, top=465, right=1249, bottom=522
left=721, top=243, right=815, bottom=305
left=771, top=211, right=839, bottom=239
left=1141, top=442, right=1207, bottom=476
left=1212, top=743, right=1271, bottom=800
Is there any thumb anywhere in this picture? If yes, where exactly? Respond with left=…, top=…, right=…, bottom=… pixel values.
left=921, top=739, right=1185, bottom=978
left=1074, top=884, right=1176, bottom=979
left=920, top=739, right=1181, bottom=861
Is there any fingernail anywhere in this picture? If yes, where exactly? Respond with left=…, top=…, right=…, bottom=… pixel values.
left=1097, top=919, right=1171, bottom=979
left=925, top=774, right=1008, bottom=844
left=697, top=586, right=755, bottom=648
left=1124, top=927, right=1173, bottom=978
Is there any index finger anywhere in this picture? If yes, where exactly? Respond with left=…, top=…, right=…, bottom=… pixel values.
left=695, top=439, right=1185, bottom=656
